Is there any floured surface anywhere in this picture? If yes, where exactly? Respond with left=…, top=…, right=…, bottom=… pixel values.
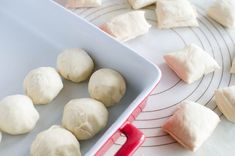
left=71, top=0, right=235, bottom=155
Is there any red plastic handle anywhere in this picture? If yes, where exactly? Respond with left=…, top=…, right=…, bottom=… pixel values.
left=115, top=122, right=145, bottom=156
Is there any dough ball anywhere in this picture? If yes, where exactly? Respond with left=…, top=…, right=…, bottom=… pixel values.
left=62, top=98, right=108, bottom=140
left=162, top=101, right=220, bottom=151
left=215, top=86, right=235, bottom=122
left=31, top=125, right=81, bottom=156
left=88, top=68, right=126, bottom=107
left=156, top=0, right=198, bottom=29
left=24, top=67, right=63, bottom=104
left=164, top=44, right=220, bottom=84
left=208, top=0, right=235, bottom=28
left=0, top=95, right=39, bottom=135
left=100, top=11, right=151, bottom=42
left=57, top=48, right=94, bottom=83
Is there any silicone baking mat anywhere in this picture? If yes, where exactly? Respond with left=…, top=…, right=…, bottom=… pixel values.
left=66, top=0, right=235, bottom=155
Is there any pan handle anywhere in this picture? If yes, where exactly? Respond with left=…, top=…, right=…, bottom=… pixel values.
left=115, top=121, right=145, bottom=156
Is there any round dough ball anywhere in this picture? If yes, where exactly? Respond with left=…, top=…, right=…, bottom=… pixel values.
left=62, top=98, right=108, bottom=140
left=57, top=48, right=94, bottom=83
left=88, top=68, right=126, bottom=107
left=0, top=95, right=39, bottom=135
left=31, top=125, right=81, bottom=156
left=24, top=67, right=63, bottom=104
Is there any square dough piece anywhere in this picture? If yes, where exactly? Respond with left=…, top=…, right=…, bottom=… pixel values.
left=60, top=0, right=101, bottom=8
left=215, top=86, right=235, bottom=122
left=128, top=0, right=157, bottom=9
left=208, top=0, right=235, bottom=28
left=156, top=0, right=199, bottom=29
left=164, top=44, right=220, bottom=84
left=100, top=11, right=151, bottom=42
left=162, top=101, right=220, bottom=151
left=230, top=57, right=235, bottom=73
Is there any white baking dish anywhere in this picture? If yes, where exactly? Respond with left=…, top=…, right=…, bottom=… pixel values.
left=0, top=0, right=161, bottom=155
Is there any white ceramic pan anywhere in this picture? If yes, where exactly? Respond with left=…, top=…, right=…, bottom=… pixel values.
left=0, top=0, right=161, bottom=155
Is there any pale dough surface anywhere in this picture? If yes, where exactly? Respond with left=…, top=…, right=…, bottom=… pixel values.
left=24, top=67, right=63, bottom=105
left=100, top=11, right=151, bottom=41
left=156, top=0, right=198, bottom=29
left=162, top=101, right=220, bottom=151
left=215, top=86, right=235, bottom=122
left=57, top=48, right=94, bottom=83
left=164, top=43, right=220, bottom=84
left=230, top=57, right=235, bottom=73
left=88, top=68, right=126, bottom=107
left=128, top=0, right=157, bottom=9
left=208, top=0, right=235, bottom=28
left=62, top=98, right=108, bottom=140
left=31, top=125, right=81, bottom=156
left=58, top=0, right=101, bottom=8
left=0, top=95, right=39, bottom=135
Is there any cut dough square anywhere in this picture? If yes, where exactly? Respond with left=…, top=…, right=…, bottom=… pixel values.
left=156, top=0, right=199, bottom=29
left=59, top=0, right=101, bottom=8
left=100, top=11, right=151, bottom=42
left=162, top=101, right=220, bottom=151
left=128, top=0, right=157, bottom=9
left=208, top=0, right=235, bottom=28
left=164, top=44, right=220, bottom=84
left=230, top=57, right=235, bottom=73
left=215, top=86, right=235, bottom=122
